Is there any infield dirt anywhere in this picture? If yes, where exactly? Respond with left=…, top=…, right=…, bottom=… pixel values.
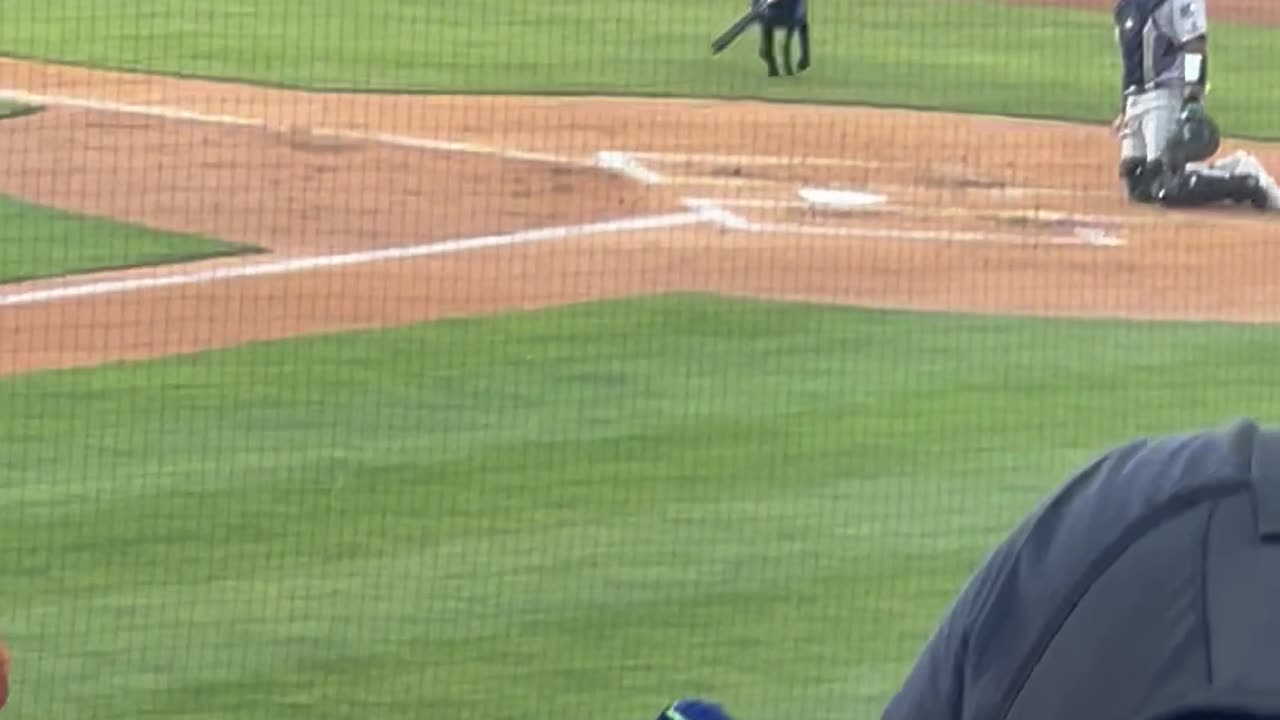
left=0, top=54, right=1278, bottom=376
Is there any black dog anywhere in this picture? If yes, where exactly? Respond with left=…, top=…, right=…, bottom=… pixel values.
left=756, top=0, right=810, bottom=77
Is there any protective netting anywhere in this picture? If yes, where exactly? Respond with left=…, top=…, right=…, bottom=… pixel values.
left=1, top=1, right=1279, bottom=719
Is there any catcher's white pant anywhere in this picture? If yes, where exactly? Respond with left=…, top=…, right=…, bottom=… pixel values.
left=1119, top=87, right=1280, bottom=211
left=1191, top=150, right=1280, bottom=211
left=1119, top=87, right=1181, bottom=163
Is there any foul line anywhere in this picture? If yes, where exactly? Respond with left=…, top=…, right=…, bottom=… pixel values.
left=0, top=212, right=703, bottom=307
left=0, top=88, right=588, bottom=167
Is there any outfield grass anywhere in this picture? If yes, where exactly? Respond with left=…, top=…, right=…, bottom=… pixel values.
left=0, top=195, right=256, bottom=284
left=2, top=0, right=1280, bottom=137
left=1, top=295, right=1278, bottom=719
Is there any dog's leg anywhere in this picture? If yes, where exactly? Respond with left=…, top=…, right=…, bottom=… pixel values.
left=782, top=26, right=795, bottom=75
left=759, top=23, right=780, bottom=76
left=797, top=20, right=810, bottom=71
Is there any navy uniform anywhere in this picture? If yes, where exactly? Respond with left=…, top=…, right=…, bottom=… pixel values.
left=881, top=420, right=1280, bottom=720
left=1113, top=0, right=1273, bottom=208
left=656, top=698, right=735, bottom=720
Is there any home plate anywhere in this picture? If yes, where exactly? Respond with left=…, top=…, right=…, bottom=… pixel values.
left=798, top=187, right=887, bottom=211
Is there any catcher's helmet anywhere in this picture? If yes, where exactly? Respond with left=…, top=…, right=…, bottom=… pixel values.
left=1163, top=101, right=1222, bottom=169
left=657, top=698, right=735, bottom=720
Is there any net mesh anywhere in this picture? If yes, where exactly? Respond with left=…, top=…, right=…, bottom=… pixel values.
left=1, top=0, right=1279, bottom=718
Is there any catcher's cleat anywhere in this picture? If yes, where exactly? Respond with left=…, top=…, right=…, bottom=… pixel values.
left=1246, top=176, right=1271, bottom=210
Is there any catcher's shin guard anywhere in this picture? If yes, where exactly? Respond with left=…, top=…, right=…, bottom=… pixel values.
left=1156, top=168, right=1269, bottom=209
left=1120, top=157, right=1158, bottom=203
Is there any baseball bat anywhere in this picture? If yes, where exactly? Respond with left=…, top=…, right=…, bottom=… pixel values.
left=711, top=7, right=762, bottom=55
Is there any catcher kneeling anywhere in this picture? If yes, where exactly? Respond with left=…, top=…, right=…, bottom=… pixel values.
left=1113, top=0, right=1278, bottom=211
left=1118, top=99, right=1280, bottom=211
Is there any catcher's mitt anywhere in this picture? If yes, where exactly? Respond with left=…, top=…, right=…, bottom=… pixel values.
left=1162, top=100, right=1222, bottom=170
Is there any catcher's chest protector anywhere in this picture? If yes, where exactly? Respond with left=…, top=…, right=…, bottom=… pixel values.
left=1006, top=420, right=1280, bottom=720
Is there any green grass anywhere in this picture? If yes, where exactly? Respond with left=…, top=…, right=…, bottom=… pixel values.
left=0, top=101, right=42, bottom=120
left=2, top=294, right=1278, bottom=719
left=0, top=195, right=257, bottom=283
left=2, top=0, right=1280, bottom=136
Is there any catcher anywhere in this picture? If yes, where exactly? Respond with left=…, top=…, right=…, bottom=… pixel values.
left=1113, top=0, right=1278, bottom=210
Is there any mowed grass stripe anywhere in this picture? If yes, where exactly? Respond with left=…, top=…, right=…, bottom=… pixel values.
left=3, top=295, right=1280, bottom=718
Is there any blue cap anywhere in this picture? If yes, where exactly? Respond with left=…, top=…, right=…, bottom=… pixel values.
left=656, top=698, right=735, bottom=720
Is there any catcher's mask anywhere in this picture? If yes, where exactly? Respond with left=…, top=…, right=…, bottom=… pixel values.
left=1163, top=101, right=1222, bottom=169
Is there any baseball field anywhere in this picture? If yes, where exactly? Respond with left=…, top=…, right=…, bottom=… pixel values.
left=1, top=0, right=1279, bottom=718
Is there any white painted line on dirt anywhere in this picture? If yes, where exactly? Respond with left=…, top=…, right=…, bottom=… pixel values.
left=982, top=209, right=1139, bottom=225
left=0, top=88, right=588, bottom=167
left=739, top=220, right=1125, bottom=247
left=686, top=197, right=814, bottom=209
left=660, top=176, right=784, bottom=188
left=624, top=151, right=890, bottom=169
left=594, top=151, right=667, bottom=185
left=680, top=198, right=753, bottom=230
left=0, top=212, right=704, bottom=308
left=798, top=187, right=888, bottom=210
left=569, top=149, right=1130, bottom=202
left=0, top=88, right=266, bottom=128
left=355, top=130, right=585, bottom=166
left=682, top=197, right=1137, bottom=228
left=682, top=196, right=1123, bottom=246
left=879, top=205, right=1138, bottom=225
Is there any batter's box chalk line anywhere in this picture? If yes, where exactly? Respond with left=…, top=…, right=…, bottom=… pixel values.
left=622, top=150, right=889, bottom=169
left=598, top=149, right=1119, bottom=205
left=594, top=151, right=667, bottom=185
left=680, top=198, right=753, bottom=230
left=678, top=193, right=1126, bottom=248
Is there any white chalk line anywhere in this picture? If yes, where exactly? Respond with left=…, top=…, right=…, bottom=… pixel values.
left=623, top=151, right=889, bottom=169
left=0, top=212, right=704, bottom=307
left=680, top=198, right=753, bottom=230
left=676, top=196, right=1124, bottom=247
left=593, top=151, right=666, bottom=185
left=0, top=87, right=1126, bottom=293
left=0, top=88, right=1117, bottom=203
left=738, top=220, right=1122, bottom=247
left=686, top=197, right=1139, bottom=225
left=0, top=88, right=589, bottom=168
left=652, top=174, right=1107, bottom=200
left=592, top=133, right=1131, bottom=249
left=608, top=150, right=1134, bottom=203
left=0, top=89, right=1125, bottom=204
